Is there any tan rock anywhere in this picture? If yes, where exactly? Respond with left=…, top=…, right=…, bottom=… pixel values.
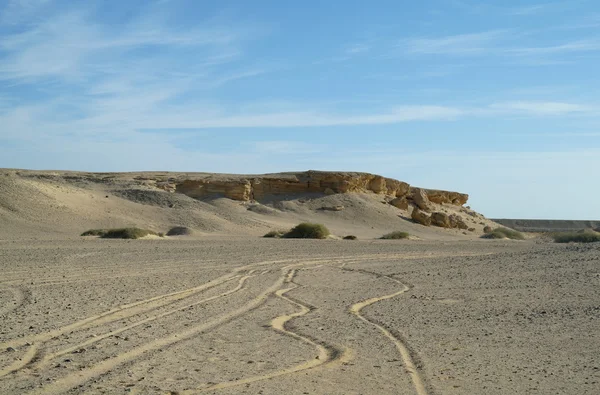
left=411, top=207, right=431, bottom=226
left=171, top=171, right=466, bottom=205
left=411, top=188, right=431, bottom=212
left=449, top=214, right=469, bottom=230
left=431, top=212, right=451, bottom=228
left=368, top=176, right=387, bottom=194
left=425, top=189, right=469, bottom=206
left=389, top=197, right=409, bottom=210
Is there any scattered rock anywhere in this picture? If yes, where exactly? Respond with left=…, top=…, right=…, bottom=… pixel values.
left=389, top=197, right=409, bottom=210
left=411, top=207, right=431, bottom=226
left=449, top=214, right=469, bottom=230
left=431, top=212, right=451, bottom=228
left=324, top=188, right=335, bottom=195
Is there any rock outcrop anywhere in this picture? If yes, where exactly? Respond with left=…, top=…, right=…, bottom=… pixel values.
left=423, top=189, right=469, bottom=206
left=389, top=197, right=409, bottom=210
left=173, top=171, right=468, bottom=208
left=410, top=188, right=432, bottom=212
left=411, top=207, right=432, bottom=226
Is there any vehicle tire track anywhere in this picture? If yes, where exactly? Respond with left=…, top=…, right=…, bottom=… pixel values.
left=188, top=268, right=347, bottom=393
left=25, top=271, right=290, bottom=395
left=34, top=274, right=256, bottom=370
left=345, top=267, right=429, bottom=395
left=0, top=345, right=39, bottom=378
left=0, top=259, right=298, bottom=352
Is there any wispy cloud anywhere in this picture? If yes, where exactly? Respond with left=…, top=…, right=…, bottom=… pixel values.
left=509, top=2, right=559, bottom=16
left=506, top=39, right=600, bottom=56
left=489, top=101, right=595, bottom=116
left=400, top=30, right=507, bottom=55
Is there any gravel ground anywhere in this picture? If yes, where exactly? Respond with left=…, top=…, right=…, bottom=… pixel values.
left=1, top=237, right=598, bottom=394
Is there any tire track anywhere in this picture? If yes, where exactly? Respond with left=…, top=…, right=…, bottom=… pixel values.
left=26, top=271, right=290, bottom=395
left=189, top=268, right=345, bottom=393
left=346, top=268, right=429, bottom=395
left=34, top=274, right=256, bottom=370
left=0, top=345, right=39, bottom=378
left=0, top=259, right=296, bottom=351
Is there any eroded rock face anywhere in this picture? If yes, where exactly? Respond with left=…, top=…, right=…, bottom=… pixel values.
left=431, top=212, right=451, bottom=228
left=172, top=171, right=467, bottom=206
left=430, top=212, right=469, bottom=230
left=425, top=189, right=469, bottom=206
left=449, top=214, right=469, bottom=230
left=176, top=179, right=252, bottom=201
left=411, top=207, right=432, bottom=226
left=410, top=188, right=432, bottom=212
left=389, top=197, right=409, bottom=210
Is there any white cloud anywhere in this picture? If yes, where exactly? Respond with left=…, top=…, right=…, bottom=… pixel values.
left=489, top=101, right=595, bottom=116
left=506, top=40, right=600, bottom=56
left=400, top=30, right=507, bottom=55
left=509, top=3, right=558, bottom=16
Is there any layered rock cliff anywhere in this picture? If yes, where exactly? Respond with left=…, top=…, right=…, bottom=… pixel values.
left=173, top=171, right=468, bottom=207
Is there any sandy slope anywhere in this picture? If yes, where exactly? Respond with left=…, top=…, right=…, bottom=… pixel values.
left=1, top=238, right=599, bottom=394
left=0, top=170, right=497, bottom=241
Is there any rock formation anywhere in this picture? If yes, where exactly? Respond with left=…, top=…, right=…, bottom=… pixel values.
left=173, top=171, right=468, bottom=208
left=389, top=197, right=409, bottom=210
left=411, top=207, right=432, bottom=226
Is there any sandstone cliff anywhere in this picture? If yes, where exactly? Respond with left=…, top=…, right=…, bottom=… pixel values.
left=172, top=171, right=468, bottom=207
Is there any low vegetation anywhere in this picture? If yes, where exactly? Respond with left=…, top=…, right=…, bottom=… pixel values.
left=283, top=223, right=330, bottom=239
left=552, top=231, right=600, bottom=244
left=343, top=235, right=357, bottom=240
left=380, top=231, right=410, bottom=240
left=263, top=230, right=286, bottom=238
left=166, top=226, right=193, bottom=236
left=481, top=227, right=525, bottom=240
left=81, top=229, right=107, bottom=237
left=81, top=228, right=161, bottom=239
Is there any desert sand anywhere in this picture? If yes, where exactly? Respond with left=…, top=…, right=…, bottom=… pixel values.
left=1, top=170, right=599, bottom=394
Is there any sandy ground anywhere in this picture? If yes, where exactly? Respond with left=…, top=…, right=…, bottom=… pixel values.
left=1, top=237, right=599, bottom=394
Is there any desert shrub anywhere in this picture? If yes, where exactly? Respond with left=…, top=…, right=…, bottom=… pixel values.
left=100, top=228, right=159, bottom=239
left=283, top=223, right=330, bottom=239
left=166, top=226, right=193, bottom=236
left=483, top=226, right=493, bottom=234
left=81, top=229, right=107, bottom=237
left=343, top=235, right=357, bottom=240
left=552, top=232, right=600, bottom=243
left=481, top=227, right=524, bottom=240
left=380, top=231, right=410, bottom=240
left=263, top=230, right=286, bottom=238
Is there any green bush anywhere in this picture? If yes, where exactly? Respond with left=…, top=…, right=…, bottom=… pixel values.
left=101, top=228, right=159, bottom=239
left=166, top=226, right=193, bottom=236
left=481, top=227, right=524, bottom=240
left=380, top=231, right=410, bottom=240
left=343, top=235, right=357, bottom=240
left=283, top=223, right=330, bottom=239
left=552, top=232, right=600, bottom=243
left=81, top=229, right=107, bottom=237
left=263, top=230, right=285, bottom=238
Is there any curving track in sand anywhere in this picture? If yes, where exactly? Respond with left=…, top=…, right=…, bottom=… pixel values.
left=0, top=252, right=488, bottom=394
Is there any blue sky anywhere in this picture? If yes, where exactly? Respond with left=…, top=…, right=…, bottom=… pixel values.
left=1, top=0, right=599, bottom=219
